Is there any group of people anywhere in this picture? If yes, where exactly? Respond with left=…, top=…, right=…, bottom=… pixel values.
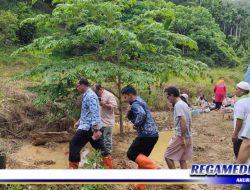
left=68, top=78, right=193, bottom=190
left=196, top=79, right=231, bottom=111
left=69, top=79, right=117, bottom=169
left=67, top=77, right=250, bottom=190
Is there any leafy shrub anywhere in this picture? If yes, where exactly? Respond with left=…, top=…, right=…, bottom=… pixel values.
left=81, top=149, right=104, bottom=169
left=17, top=22, right=36, bottom=44
left=0, top=10, right=18, bottom=46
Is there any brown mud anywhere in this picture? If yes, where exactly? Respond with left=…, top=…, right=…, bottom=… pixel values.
left=3, top=111, right=239, bottom=190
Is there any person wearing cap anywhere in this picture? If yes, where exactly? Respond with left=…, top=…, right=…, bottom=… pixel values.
left=68, top=78, right=104, bottom=169
left=232, top=81, right=250, bottom=159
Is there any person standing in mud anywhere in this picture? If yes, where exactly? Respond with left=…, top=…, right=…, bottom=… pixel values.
left=68, top=78, right=104, bottom=169
left=122, top=85, right=159, bottom=190
left=232, top=81, right=250, bottom=159
left=164, top=86, right=192, bottom=169
left=92, top=84, right=118, bottom=169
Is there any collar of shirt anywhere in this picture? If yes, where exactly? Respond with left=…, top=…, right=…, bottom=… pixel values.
left=83, top=88, right=91, bottom=98
left=100, top=89, right=106, bottom=98
left=130, top=96, right=139, bottom=105
left=237, top=94, right=250, bottom=102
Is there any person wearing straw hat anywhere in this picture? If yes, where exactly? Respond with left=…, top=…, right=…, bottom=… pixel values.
left=232, top=81, right=250, bottom=159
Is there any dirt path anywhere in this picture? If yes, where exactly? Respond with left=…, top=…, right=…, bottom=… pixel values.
left=192, top=111, right=235, bottom=164
left=4, top=111, right=240, bottom=189
left=111, top=111, right=240, bottom=190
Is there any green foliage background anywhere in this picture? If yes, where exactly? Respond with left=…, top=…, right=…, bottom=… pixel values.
left=0, top=0, right=249, bottom=126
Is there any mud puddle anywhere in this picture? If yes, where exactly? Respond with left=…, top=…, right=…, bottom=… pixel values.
left=150, top=131, right=173, bottom=164
left=10, top=143, right=69, bottom=169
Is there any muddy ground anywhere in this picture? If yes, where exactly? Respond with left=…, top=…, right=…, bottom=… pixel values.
left=0, top=111, right=241, bottom=190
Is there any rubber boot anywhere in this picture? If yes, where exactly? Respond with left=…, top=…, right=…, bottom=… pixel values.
left=102, top=154, right=113, bottom=169
left=135, top=154, right=159, bottom=169
left=133, top=167, right=145, bottom=190
left=68, top=161, right=79, bottom=169
left=133, top=160, right=147, bottom=189
left=133, top=184, right=145, bottom=190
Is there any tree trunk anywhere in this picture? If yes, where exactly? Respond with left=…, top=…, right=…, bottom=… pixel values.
left=0, top=152, right=6, bottom=169
left=235, top=24, right=238, bottom=42
left=117, top=76, right=123, bottom=135
left=239, top=24, right=242, bottom=39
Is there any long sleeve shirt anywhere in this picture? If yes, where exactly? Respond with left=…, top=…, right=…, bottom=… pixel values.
left=100, top=90, right=118, bottom=127
left=78, top=88, right=101, bottom=131
left=127, top=96, right=158, bottom=137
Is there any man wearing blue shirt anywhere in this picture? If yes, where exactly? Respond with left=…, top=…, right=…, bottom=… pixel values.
left=122, top=85, right=159, bottom=189
left=69, top=78, right=104, bottom=169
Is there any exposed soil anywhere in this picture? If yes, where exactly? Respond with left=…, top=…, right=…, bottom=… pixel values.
left=1, top=111, right=241, bottom=189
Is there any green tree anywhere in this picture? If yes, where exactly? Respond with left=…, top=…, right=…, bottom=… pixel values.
left=15, top=0, right=207, bottom=133
left=232, top=0, right=250, bottom=14
left=168, top=5, right=240, bottom=66
left=0, top=10, right=18, bottom=46
left=169, top=0, right=250, bottom=52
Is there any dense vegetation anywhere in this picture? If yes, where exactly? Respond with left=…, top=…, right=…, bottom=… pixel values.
left=170, top=0, right=250, bottom=53
left=0, top=0, right=249, bottom=131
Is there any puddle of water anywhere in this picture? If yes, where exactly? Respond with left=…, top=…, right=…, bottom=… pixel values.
left=149, top=131, right=173, bottom=162
left=11, top=131, right=173, bottom=169
left=11, top=143, right=69, bottom=169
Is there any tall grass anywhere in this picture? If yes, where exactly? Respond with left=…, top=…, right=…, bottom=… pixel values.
left=167, top=68, right=244, bottom=97
left=141, top=68, right=245, bottom=110
left=0, top=49, right=51, bottom=77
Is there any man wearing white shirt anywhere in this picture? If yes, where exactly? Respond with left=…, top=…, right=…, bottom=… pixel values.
left=237, top=113, right=250, bottom=190
left=232, top=81, right=250, bottom=158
